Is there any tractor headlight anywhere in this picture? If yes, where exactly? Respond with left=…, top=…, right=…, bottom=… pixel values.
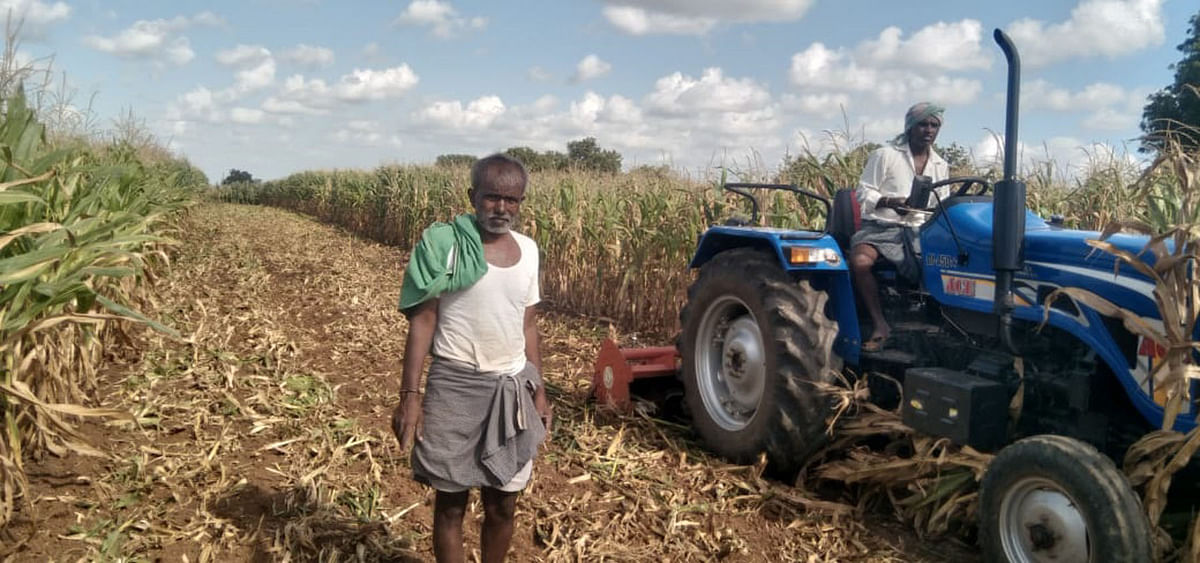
left=788, top=247, right=840, bottom=265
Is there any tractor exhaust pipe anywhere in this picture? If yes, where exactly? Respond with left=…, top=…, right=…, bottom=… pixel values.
left=992, top=28, right=1025, bottom=356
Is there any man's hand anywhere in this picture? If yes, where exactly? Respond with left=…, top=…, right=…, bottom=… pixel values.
left=533, top=387, right=553, bottom=434
left=391, top=393, right=424, bottom=449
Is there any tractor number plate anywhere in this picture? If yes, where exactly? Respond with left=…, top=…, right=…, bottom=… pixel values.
left=944, top=275, right=976, bottom=297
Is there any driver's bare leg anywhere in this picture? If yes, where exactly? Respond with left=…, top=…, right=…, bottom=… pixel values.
left=851, top=243, right=889, bottom=347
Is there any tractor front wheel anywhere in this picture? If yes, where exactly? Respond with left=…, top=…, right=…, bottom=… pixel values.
left=679, top=248, right=839, bottom=476
left=979, top=434, right=1152, bottom=563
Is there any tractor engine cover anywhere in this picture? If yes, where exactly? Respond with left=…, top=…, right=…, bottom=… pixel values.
left=901, top=367, right=1009, bottom=451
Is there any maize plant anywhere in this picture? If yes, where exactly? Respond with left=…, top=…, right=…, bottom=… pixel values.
left=0, top=88, right=195, bottom=526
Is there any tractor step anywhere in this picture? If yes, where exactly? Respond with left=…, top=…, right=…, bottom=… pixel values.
left=892, top=321, right=942, bottom=334
left=591, top=339, right=679, bottom=411
left=860, top=348, right=918, bottom=365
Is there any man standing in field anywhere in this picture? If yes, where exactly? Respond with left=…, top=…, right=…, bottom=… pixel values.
left=392, top=153, right=552, bottom=563
left=850, top=102, right=950, bottom=352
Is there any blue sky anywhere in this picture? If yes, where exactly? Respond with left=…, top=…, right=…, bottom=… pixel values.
left=5, top=0, right=1195, bottom=182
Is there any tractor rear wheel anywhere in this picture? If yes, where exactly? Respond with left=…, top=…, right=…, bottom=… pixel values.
left=979, top=434, right=1152, bottom=563
left=679, top=248, right=839, bottom=476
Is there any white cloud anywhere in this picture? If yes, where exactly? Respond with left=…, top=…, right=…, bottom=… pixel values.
left=272, top=67, right=419, bottom=106
left=83, top=13, right=222, bottom=66
left=333, top=129, right=383, bottom=144
left=262, top=96, right=327, bottom=115
left=214, top=45, right=276, bottom=93
left=1023, top=80, right=1127, bottom=112
left=1007, top=0, right=1165, bottom=66
left=1022, top=80, right=1146, bottom=131
left=787, top=21, right=986, bottom=107
left=191, top=11, right=226, bottom=27
left=527, top=66, right=553, bottom=82
left=790, top=43, right=877, bottom=90
left=346, top=120, right=378, bottom=132
left=1082, top=108, right=1135, bottom=131
left=280, top=44, right=335, bottom=68
left=646, top=67, right=770, bottom=115
left=334, top=65, right=419, bottom=101
left=0, top=0, right=70, bottom=26
left=780, top=93, right=851, bottom=116
left=165, top=86, right=223, bottom=123
left=566, top=92, right=645, bottom=127
left=216, top=45, right=270, bottom=66
left=334, top=121, right=384, bottom=144
left=278, top=74, right=331, bottom=100
left=603, top=6, right=715, bottom=35
left=860, top=117, right=906, bottom=143
left=362, top=42, right=381, bottom=58
left=230, top=107, right=265, bottom=124
left=394, top=0, right=487, bottom=38
left=572, top=55, right=612, bottom=83
left=858, top=20, right=990, bottom=71
left=602, top=0, right=813, bottom=35
left=235, top=58, right=276, bottom=92
left=417, top=95, right=506, bottom=129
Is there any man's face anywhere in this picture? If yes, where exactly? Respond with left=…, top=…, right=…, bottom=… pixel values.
left=471, top=180, right=525, bottom=235
left=910, top=118, right=941, bottom=150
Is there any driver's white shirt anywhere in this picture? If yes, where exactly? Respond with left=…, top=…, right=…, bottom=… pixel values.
left=856, top=143, right=950, bottom=228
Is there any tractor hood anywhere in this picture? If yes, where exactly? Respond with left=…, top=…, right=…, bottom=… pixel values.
left=1024, top=222, right=1155, bottom=272
left=924, top=199, right=1156, bottom=284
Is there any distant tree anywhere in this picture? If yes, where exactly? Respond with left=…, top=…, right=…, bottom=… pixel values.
left=567, top=137, right=622, bottom=174
left=503, top=146, right=571, bottom=172
left=629, top=163, right=672, bottom=178
left=1140, top=9, right=1200, bottom=151
left=222, top=169, right=254, bottom=184
left=435, top=153, right=477, bottom=168
left=503, top=146, right=542, bottom=170
left=935, top=142, right=974, bottom=176
left=541, top=150, right=568, bottom=171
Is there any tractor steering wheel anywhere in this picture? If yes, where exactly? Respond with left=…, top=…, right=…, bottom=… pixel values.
left=941, top=176, right=993, bottom=198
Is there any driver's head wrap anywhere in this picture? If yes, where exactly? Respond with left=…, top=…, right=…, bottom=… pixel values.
left=893, top=102, right=944, bottom=145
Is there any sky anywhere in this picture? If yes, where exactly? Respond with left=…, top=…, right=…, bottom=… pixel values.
left=3, top=0, right=1196, bottom=182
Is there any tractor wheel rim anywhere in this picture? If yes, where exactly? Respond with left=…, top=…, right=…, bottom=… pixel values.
left=998, top=476, right=1090, bottom=563
left=695, top=295, right=765, bottom=431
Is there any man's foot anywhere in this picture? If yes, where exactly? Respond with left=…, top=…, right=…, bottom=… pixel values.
left=862, top=329, right=890, bottom=352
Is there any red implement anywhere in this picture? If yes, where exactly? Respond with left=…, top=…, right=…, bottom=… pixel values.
left=591, top=338, right=679, bottom=411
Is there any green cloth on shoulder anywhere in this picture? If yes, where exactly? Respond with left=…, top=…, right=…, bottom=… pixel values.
left=398, top=213, right=488, bottom=313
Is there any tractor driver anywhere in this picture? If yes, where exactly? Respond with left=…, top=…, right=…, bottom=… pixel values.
left=850, top=102, right=951, bottom=352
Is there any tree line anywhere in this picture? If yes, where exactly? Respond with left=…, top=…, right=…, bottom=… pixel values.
left=437, top=137, right=621, bottom=174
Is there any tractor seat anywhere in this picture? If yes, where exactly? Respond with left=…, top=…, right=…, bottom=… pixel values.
left=829, top=188, right=861, bottom=252
left=830, top=188, right=907, bottom=282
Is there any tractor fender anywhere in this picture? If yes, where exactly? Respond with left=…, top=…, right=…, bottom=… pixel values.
left=688, top=227, right=862, bottom=365
left=690, top=228, right=788, bottom=270
left=689, top=227, right=846, bottom=271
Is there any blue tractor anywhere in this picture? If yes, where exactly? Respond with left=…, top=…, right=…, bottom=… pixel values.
left=678, top=30, right=1170, bottom=561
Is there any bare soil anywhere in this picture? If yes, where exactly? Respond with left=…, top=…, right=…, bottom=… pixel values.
left=3, top=203, right=977, bottom=562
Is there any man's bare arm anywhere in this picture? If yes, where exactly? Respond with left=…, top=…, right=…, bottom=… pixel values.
left=524, top=305, right=552, bottom=432
left=392, top=300, right=438, bottom=449
left=401, top=300, right=439, bottom=390
left=523, top=305, right=541, bottom=373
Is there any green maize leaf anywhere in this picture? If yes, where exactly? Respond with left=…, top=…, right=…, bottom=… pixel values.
left=94, top=295, right=180, bottom=338
left=0, top=259, right=54, bottom=285
left=79, top=266, right=138, bottom=278
left=0, top=192, right=45, bottom=206
left=0, top=244, right=70, bottom=272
